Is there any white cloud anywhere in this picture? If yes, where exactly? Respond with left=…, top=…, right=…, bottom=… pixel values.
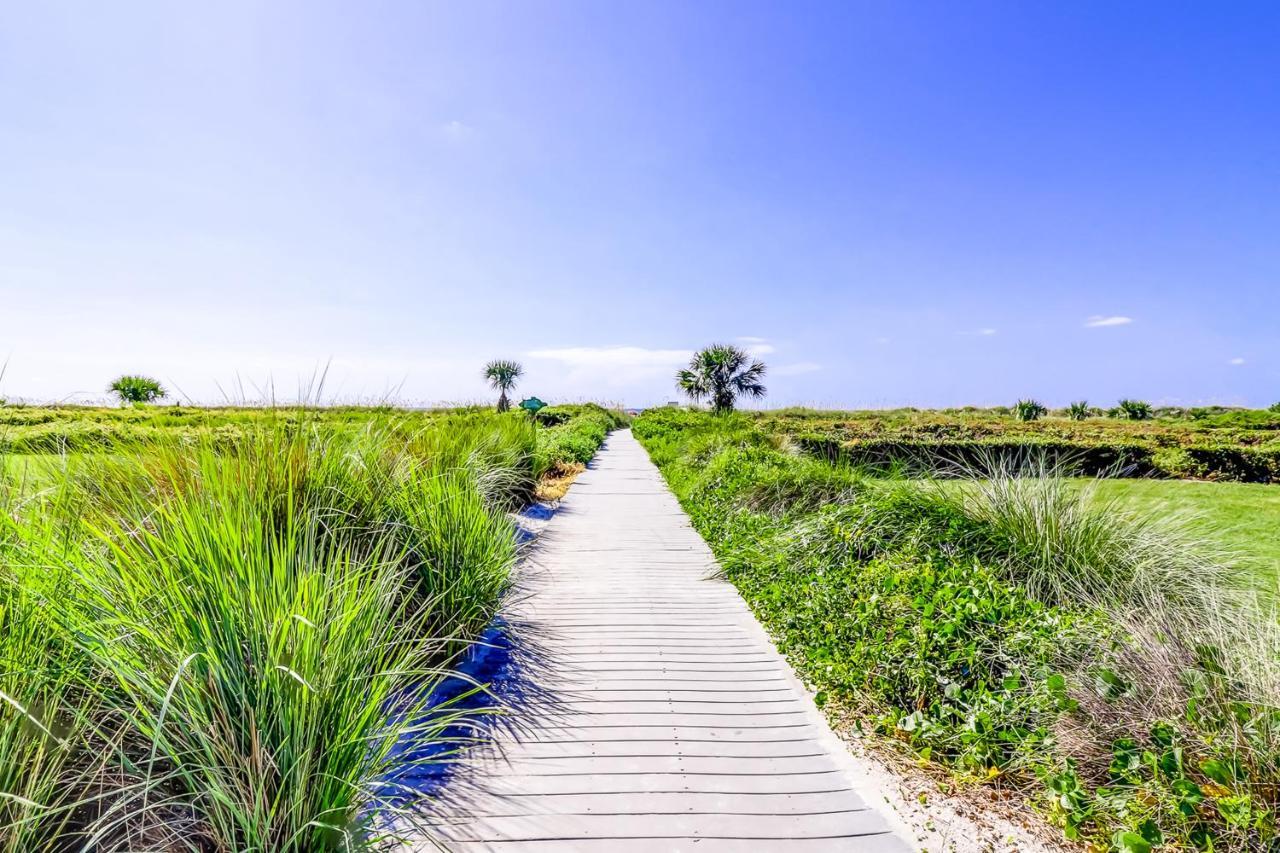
left=1085, top=315, right=1133, bottom=328
left=527, top=346, right=692, bottom=368
left=736, top=336, right=776, bottom=356
left=526, top=346, right=697, bottom=396
left=772, top=361, right=822, bottom=376
left=873, top=336, right=891, bottom=345
left=440, top=120, right=474, bottom=141
left=978, top=328, right=997, bottom=336
left=1229, top=357, right=1246, bottom=365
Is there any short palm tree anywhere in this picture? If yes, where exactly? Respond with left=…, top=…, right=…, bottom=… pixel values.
left=1110, top=399, right=1153, bottom=421
left=1013, top=399, right=1048, bottom=422
left=483, top=360, right=523, bottom=412
left=1067, top=400, right=1091, bottom=421
left=676, top=344, right=767, bottom=414
left=109, top=375, right=166, bottom=406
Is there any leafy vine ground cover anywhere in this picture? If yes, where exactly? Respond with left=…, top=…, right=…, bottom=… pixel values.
left=634, top=408, right=1280, bottom=851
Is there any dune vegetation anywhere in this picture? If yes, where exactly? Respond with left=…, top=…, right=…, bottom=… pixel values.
left=8, top=391, right=1277, bottom=850
left=634, top=407, right=1280, bottom=851
left=759, top=405, right=1280, bottom=483
left=0, top=403, right=622, bottom=851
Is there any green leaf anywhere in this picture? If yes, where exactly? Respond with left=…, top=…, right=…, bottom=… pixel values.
left=1116, top=824, right=1157, bottom=845
left=1094, top=668, right=1131, bottom=700
left=1113, top=831, right=1152, bottom=853
left=1200, top=757, right=1237, bottom=785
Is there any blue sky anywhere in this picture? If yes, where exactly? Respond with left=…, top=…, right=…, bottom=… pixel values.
left=1, top=2, right=1276, bottom=407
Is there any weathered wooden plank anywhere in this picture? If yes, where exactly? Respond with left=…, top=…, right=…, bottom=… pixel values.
left=412, top=430, right=908, bottom=851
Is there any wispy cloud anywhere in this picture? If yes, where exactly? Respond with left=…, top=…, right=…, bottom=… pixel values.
left=1229, top=357, right=1246, bottom=366
left=528, top=346, right=692, bottom=368
left=958, top=328, right=997, bottom=337
left=527, top=345, right=695, bottom=392
left=736, top=336, right=776, bottom=356
left=439, top=119, right=474, bottom=142
left=772, top=361, right=822, bottom=376
left=1085, top=315, right=1133, bottom=328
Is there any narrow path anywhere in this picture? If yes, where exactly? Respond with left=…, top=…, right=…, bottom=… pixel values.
left=418, top=430, right=911, bottom=851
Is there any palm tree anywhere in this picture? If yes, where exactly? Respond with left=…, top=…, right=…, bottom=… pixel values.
left=676, top=344, right=767, bottom=414
left=1013, top=399, right=1047, bottom=421
left=483, top=360, right=523, bottom=412
left=109, top=375, right=166, bottom=406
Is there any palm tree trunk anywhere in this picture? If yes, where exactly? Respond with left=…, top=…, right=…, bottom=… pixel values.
left=497, top=391, right=510, bottom=413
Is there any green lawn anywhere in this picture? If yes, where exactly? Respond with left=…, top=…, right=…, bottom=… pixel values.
left=1089, top=478, right=1280, bottom=590
left=923, top=475, right=1280, bottom=591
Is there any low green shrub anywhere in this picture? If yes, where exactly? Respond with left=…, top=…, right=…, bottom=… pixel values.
left=1182, top=446, right=1280, bottom=482
left=532, top=404, right=628, bottom=474
left=752, top=407, right=1280, bottom=483
left=794, top=436, right=1158, bottom=478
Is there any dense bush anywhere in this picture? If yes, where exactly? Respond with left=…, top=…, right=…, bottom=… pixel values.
left=532, top=404, right=628, bottom=474
left=634, top=409, right=1280, bottom=851
left=755, top=407, right=1280, bottom=482
left=795, top=435, right=1158, bottom=478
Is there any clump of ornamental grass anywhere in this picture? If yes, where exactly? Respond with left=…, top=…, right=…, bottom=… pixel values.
left=1, top=412, right=525, bottom=851
left=918, top=451, right=1279, bottom=693
left=934, top=454, right=1230, bottom=611
left=403, top=412, right=538, bottom=506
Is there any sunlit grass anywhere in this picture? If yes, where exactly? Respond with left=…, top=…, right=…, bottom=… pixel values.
left=1089, top=478, right=1280, bottom=589
left=0, top=410, right=535, bottom=850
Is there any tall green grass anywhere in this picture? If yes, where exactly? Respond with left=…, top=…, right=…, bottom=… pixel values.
left=0, top=409, right=540, bottom=850
left=0, top=476, right=91, bottom=852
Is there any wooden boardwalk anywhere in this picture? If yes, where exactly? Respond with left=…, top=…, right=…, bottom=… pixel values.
left=418, top=429, right=910, bottom=851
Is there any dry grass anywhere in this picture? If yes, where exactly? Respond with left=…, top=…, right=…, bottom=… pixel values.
left=535, top=461, right=585, bottom=501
